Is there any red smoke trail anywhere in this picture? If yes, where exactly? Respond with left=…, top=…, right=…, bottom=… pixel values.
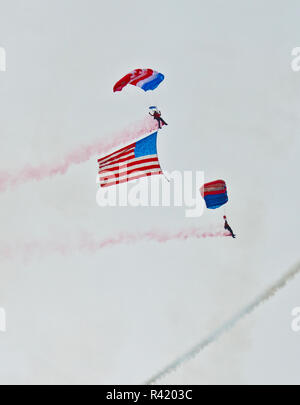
left=0, top=228, right=231, bottom=262
left=0, top=116, right=158, bottom=192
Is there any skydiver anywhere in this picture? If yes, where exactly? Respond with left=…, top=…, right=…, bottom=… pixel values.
left=149, top=109, right=168, bottom=129
left=223, top=216, right=236, bottom=238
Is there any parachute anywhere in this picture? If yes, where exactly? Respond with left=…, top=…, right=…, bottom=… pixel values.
left=113, top=69, right=164, bottom=93
left=200, top=180, right=228, bottom=209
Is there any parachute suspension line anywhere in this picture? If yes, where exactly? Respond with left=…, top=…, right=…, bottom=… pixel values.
left=162, top=170, right=170, bottom=183
left=145, top=261, right=300, bottom=385
left=158, top=160, right=170, bottom=183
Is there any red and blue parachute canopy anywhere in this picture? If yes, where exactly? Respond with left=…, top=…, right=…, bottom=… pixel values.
left=113, top=69, right=164, bottom=92
left=200, top=180, right=228, bottom=209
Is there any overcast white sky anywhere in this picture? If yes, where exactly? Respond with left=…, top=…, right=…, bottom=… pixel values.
left=0, top=0, right=300, bottom=384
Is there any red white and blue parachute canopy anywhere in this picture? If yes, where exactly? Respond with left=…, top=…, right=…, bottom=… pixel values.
left=113, top=69, right=164, bottom=92
left=200, top=179, right=228, bottom=209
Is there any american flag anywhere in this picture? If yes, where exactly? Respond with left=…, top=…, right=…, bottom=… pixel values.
left=97, top=132, right=162, bottom=187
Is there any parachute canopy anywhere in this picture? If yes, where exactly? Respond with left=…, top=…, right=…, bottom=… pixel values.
left=200, top=180, right=228, bottom=209
left=113, top=69, right=164, bottom=93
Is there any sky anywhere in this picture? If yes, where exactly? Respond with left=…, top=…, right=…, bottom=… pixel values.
left=0, top=0, right=299, bottom=384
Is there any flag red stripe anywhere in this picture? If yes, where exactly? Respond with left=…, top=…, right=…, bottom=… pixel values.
left=100, top=164, right=161, bottom=181
left=98, top=153, right=136, bottom=169
left=101, top=171, right=162, bottom=187
left=97, top=142, right=136, bottom=163
left=98, top=157, right=159, bottom=174
left=98, top=148, right=135, bottom=167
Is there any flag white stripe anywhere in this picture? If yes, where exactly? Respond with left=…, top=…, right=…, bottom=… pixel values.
left=99, top=154, right=158, bottom=170
left=98, top=147, right=135, bottom=166
left=100, top=168, right=162, bottom=185
left=99, top=160, right=159, bottom=176
left=99, top=152, right=136, bottom=170
left=100, top=161, right=160, bottom=181
left=98, top=146, right=134, bottom=165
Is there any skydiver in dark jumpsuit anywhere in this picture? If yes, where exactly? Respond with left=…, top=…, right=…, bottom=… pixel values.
left=224, top=216, right=236, bottom=238
left=149, top=110, right=168, bottom=129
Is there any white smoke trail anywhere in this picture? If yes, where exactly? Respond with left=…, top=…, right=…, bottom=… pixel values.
left=145, top=261, right=300, bottom=384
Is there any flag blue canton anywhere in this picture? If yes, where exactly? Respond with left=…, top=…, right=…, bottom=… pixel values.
left=134, top=132, right=158, bottom=157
